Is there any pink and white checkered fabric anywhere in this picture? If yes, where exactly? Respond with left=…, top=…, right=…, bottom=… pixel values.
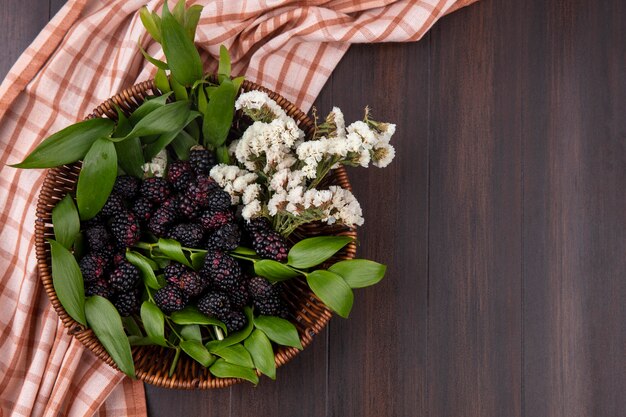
left=0, top=0, right=476, bottom=415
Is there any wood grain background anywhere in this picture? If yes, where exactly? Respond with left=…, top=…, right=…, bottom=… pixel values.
left=1, top=0, right=624, bottom=416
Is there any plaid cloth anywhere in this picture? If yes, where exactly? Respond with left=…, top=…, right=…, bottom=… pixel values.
left=0, top=0, right=476, bottom=415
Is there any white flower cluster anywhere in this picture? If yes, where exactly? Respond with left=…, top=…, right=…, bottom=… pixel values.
left=142, top=149, right=168, bottom=177
left=212, top=91, right=396, bottom=230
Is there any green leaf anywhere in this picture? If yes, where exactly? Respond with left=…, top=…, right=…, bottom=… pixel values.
left=306, top=270, right=354, bottom=318
left=210, top=359, right=258, bottom=385
left=170, top=129, right=196, bottom=160
left=115, top=137, right=144, bottom=178
left=139, top=6, right=161, bottom=43
left=122, top=316, right=143, bottom=337
left=328, top=259, right=387, bottom=289
left=202, top=79, right=236, bottom=148
left=126, top=251, right=160, bottom=289
left=184, top=118, right=200, bottom=141
left=205, top=307, right=253, bottom=350
left=287, top=236, right=353, bottom=269
left=218, top=45, right=231, bottom=82
left=180, top=324, right=202, bottom=341
left=169, top=74, right=189, bottom=101
left=49, top=239, right=86, bottom=325
left=128, top=335, right=154, bottom=346
left=154, top=68, right=171, bottom=93
left=213, top=344, right=254, bottom=368
left=184, top=5, right=203, bottom=40
left=161, top=1, right=203, bottom=86
left=215, top=145, right=231, bottom=164
left=254, top=315, right=302, bottom=349
left=85, top=296, right=135, bottom=377
left=143, top=111, right=200, bottom=160
left=141, top=301, right=167, bottom=346
left=157, top=238, right=192, bottom=267
left=190, top=251, right=206, bottom=271
left=244, top=329, right=276, bottom=379
left=76, top=139, right=117, bottom=220
left=180, top=340, right=215, bottom=367
left=52, top=195, right=80, bottom=249
left=233, top=76, right=245, bottom=93
left=170, top=306, right=227, bottom=332
left=197, top=86, right=208, bottom=114
left=172, top=0, right=186, bottom=25
left=11, top=118, right=115, bottom=169
left=73, top=232, right=86, bottom=260
left=138, top=42, right=168, bottom=70
left=231, top=246, right=257, bottom=256
left=129, top=93, right=172, bottom=125
left=254, top=259, right=300, bottom=282
left=119, top=101, right=191, bottom=141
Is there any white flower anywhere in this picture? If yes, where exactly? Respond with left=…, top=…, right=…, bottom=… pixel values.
left=241, top=200, right=262, bottom=220
left=235, top=90, right=290, bottom=122
left=372, top=143, right=396, bottom=168
left=357, top=149, right=371, bottom=167
left=330, top=107, right=346, bottom=137
left=376, top=123, right=396, bottom=144
left=301, top=164, right=317, bottom=179
left=267, top=191, right=288, bottom=216
left=143, top=149, right=168, bottom=177
left=347, top=121, right=378, bottom=149
left=326, top=186, right=364, bottom=227
left=242, top=183, right=261, bottom=205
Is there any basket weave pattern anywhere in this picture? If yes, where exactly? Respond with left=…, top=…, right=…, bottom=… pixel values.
left=35, top=79, right=357, bottom=388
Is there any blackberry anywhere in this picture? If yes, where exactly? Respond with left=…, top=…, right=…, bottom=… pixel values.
left=82, top=213, right=106, bottom=229
left=199, top=209, right=234, bottom=232
left=109, top=260, right=140, bottom=292
left=101, top=193, right=125, bottom=217
left=247, top=276, right=275, bottom=300
left=132, top=198, right=154, bottom=224
left=185, top=176, right=219, bottom=208
left=85, top=278, right=113, bottom=298
left=201, top=251, right=242, bottom=290
left=153, top=285, right=187, bottom=314
left=178, top=195, right=201, bottom=219
left=223, top=310, right=247, bottom=333
left=178, top=270, right=208, bottom=298
left=249, top=227, right=288, bottom=262
left=207, top=190, right=231, bottom=211
left=167, top=223, right=204, bottom=247
left=148, top=206, right=177, bottom=237
left=79, top=253, right=109, bottom=282
left=113, top=291, right=141, bottom=316
left=112, top=175, right=140, bottom=200
left=84, top=224, right=111, bottom=253
left=253, top=292, right=285, bottom=316
left=205, top=223, right=240, bottom=251
left=228, top=282, right=249, bottom=309
left=245, top=217, right=271, bottom=233
left=189, top=146, right=216, bottom=175
left=140, top=177, right=171, bottom=204
left=164, top=262, right=187, bottom=286
left=110, top=211, right=141, bottom=248
left=166, top=160, right=193, bottom=191
left=197, top=291, right=231, bottom=319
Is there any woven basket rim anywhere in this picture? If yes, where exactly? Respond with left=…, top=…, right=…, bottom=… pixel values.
left=34, top=77, right=357, bottom=389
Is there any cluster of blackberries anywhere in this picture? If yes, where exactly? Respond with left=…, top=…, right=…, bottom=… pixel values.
left=78, top=146, right=292, bottom=328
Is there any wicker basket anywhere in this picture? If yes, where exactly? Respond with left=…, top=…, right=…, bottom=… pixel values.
left=34, top=79, right=357, bottom=388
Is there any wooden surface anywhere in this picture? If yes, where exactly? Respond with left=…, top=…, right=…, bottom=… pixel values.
left=1, top=0, right=624, bottom=416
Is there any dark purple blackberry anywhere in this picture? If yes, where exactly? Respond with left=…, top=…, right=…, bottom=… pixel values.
left=178, top=195, right=201, bottom=219
left=189, top=146, right=216, bottom=175
left=101, top=193, right=125, bottom=217
left=167, top=223, right=204, bottom=247
left=113, top=290, right=141, bottom=316
left=147, top=206, right=177, bottom=237
left=84, top=224, right=111, bottom=253
left=207, top=190, right=231, bottom=211
left=131, top=198, right=154, bottom=224
left=247, top=276, right=275, bottom=300
left=205, top=223, right=240, bottom=251
left=153, top=285, right=187, bottom=314
left=85, top=278, right=113, bottom=298
left=82, top=212, right=106, bottom=229
left=249, top=227, right=288, bottom=262
left=199, top=209, right=234, bottom=232
left=113, top=252, right=126, bottom=266
left=185, top=176, right=219, bottom=208
left=223, top=310, right=247, bottom=333
left=166, top=160, right=193, bottom=191
left=178, top=270, right=208, bottom=298
left=245, top=217, right=271, bottom=233
left=79, top=253, right=109, bottom=282
left=110, top=211, right=141, bottom=248
left=140, top=177, right=171, bottom=204
left=201, top=251, right=242, bottom=291
left=164, top=262, right=187, bottom=286
left=197, top=291, right=231, bottom=319
left=253, top=292, right=285, bottom=316
left=228, top=282, right=249, bottom=309
left=112, top=175, right=140, bottom=200
left=109, top=260, right=140, bottom=292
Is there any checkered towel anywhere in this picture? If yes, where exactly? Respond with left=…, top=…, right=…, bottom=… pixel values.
left=0, top=0, right=476, bottom=415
